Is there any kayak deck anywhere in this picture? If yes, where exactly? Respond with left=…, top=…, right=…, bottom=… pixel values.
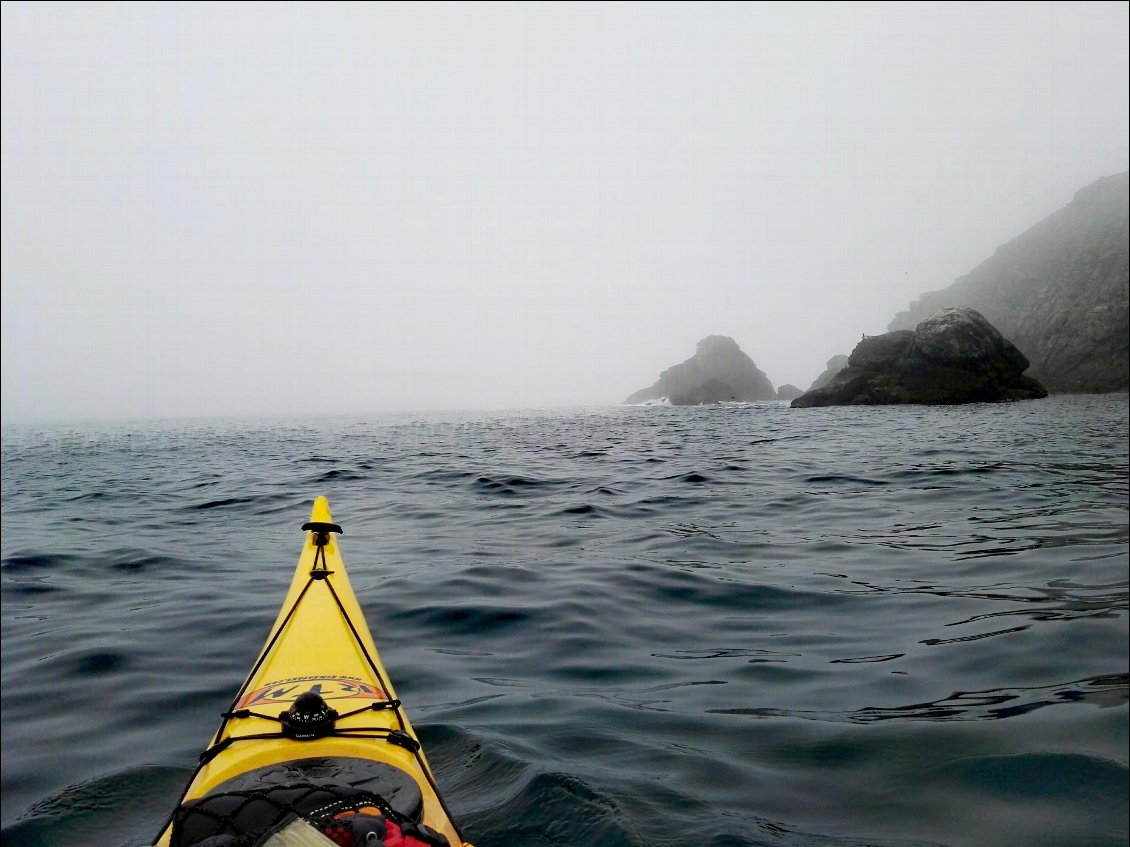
left=155, top=497, right=467, bottom=847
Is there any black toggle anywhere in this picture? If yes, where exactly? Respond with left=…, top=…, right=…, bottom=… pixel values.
left=199, top=737, right=234, bottom=763
left=302, top=521, right=343, bottom=547
left=385, top=730, right=421, bottom=753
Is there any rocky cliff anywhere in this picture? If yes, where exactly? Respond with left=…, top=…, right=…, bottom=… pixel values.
left=625, top=336, right=777, bottom=405
left=888, top=172, right=1129, bottom=393
left=809, top=355, right=849, bottom=391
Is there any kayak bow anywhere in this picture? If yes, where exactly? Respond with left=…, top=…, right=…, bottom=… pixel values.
left=155, top=496, right=469, bottom=847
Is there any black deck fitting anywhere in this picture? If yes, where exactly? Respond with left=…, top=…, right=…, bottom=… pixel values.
left=302, top=521, right=343, bottom=546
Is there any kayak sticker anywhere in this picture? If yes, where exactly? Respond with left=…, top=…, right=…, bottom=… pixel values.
left=237, top=675, right=388, bottom=708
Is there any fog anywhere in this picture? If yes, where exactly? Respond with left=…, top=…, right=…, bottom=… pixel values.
left=2, top=2, right=1127, bottom=423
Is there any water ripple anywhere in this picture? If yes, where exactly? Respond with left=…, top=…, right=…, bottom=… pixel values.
left=710, top=674, right=1129, bottom=723
left=1, top=396, right=1126, bottom=847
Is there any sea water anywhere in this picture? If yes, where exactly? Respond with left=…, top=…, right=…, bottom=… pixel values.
left=2, top=395, right=1127, bottom=847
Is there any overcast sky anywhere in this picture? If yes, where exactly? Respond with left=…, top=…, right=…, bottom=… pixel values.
left=2, top=1, right=1127, bottom=422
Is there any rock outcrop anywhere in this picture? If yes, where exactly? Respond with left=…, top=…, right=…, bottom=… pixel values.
left=808, top=355, right=849, bottom=391
left=776, top=384, right=804, bottom=401
left=625, top=336, right=777, bottom=405
left=791, top=307, right=1048, bottom=407
left=888, top=172, right=1129, bottom=393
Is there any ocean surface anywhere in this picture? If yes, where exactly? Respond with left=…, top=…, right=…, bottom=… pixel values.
left=2, top=395, right=1127, bottom=847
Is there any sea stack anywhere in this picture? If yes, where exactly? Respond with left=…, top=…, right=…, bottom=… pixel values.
left=791, top=307, right=1048, bottom=407
left=625, top=336, right=777, bottom=405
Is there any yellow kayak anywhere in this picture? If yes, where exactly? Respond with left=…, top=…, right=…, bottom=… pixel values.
left=155, top=496, right=470, bottom=847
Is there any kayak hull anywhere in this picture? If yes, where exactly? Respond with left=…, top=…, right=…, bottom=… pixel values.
left=156, top=496, right=463, bottom=846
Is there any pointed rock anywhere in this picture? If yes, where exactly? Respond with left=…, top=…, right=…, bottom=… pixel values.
left=625, top=336, right=776, bottom=405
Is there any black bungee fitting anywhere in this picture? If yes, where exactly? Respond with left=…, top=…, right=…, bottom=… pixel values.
left=301, top=521, right=343, bottom=548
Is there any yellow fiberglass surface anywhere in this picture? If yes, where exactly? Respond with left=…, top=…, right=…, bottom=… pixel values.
left=155, top=496, right=465, bottom=847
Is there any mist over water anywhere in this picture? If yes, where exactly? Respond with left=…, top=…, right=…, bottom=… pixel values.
left=3, top=3, right=1129, bottom=423
left=2, top=395, right=1127, bottom=847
